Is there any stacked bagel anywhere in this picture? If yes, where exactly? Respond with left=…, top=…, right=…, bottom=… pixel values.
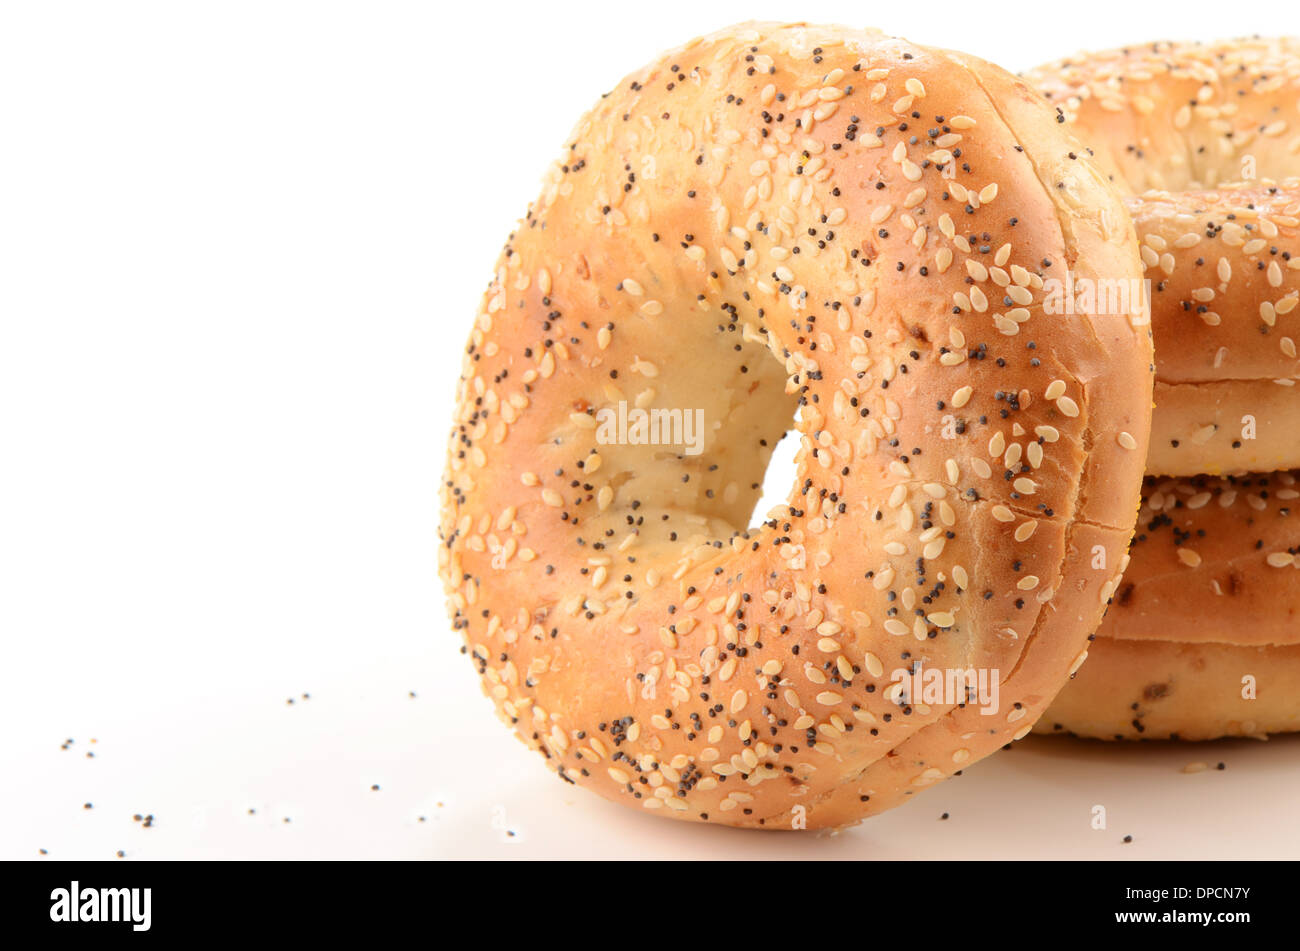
left=1027, top=40, right=1300, bottom=739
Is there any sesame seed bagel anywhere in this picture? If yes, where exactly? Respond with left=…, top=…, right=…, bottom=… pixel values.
left=440, top=22, right=1153, bottom=829
left=1029, top=38, right=1300, bottom=194
left=1028, top=41, right=1300, bottom=476
left=1134, top=182, right=1300, bottom=475
left=1039, top=471, right=1300, bottom=739
left=1094, top=471, right=1300, bottom=645
left=1036, top=638, right=1300, bottom=740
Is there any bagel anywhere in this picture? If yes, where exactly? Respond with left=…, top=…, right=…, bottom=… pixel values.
left=1135, top=183, right=1300, bottom=476
left=440, top=22, right=1153, bottom=829
left=1097, top=470, right=1300, bottom=646
left=1028, top=40, right=1300, bottom=476
left=1037, top=638, right=1300, bottom=740
left=1039, top=470, right=1300, bottom=739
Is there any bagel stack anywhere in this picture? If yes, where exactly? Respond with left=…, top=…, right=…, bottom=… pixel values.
left=1027, top=39, right=1300, bottom=740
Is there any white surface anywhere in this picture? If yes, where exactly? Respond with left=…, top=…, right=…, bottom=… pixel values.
left=7, top=657, right=1300, bottom=860
left=2, top=0, right=1298, bottom=861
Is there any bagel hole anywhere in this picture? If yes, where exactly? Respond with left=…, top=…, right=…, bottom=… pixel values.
left=577, top=316, right=799, bottom=551
left=746, top=425, right=800, bottom=534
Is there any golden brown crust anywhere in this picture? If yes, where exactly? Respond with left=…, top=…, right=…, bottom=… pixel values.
left=1101, top=471, right=1300, bottom=645
left=1039, top=470, right=1300, bottom=740
left=441, top=22, right=1152, bottom=829
left=1036, top=638, right=1300, bottom=740
left=1027, top=38, right=1300, bottom=194
left=1134, top=184, right=1300, bottom=385
left=1136, top=184, right=1300, bottom=474
left=1029, top=42, right=1300, bottom=476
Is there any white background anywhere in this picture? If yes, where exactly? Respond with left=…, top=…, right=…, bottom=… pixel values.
left=2, top=0, right=1297, bottom=860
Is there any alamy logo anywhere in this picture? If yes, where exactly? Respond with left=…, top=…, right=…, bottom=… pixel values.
left=889, top=664, right=1001, bottom=716
left=49, top=881, right=151, bottom=932
left=1042, top=271, right=1151, bottom=324
left=594, top=401, right=705, bottom=456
